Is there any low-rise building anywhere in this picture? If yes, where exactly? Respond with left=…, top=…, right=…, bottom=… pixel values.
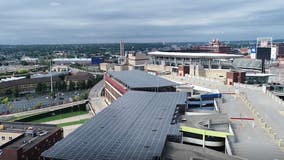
left=104, top=70, right=177, bottom=103
left=20, top=56, right=39, bottom=64
left=51, top=65, right=70, bottom=72
left=53, top=58, right=91, bottom=65
left=0, top=122, right=63, bottom=160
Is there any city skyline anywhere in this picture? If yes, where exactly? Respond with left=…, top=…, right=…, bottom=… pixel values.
left=0, top=0, right=284, bottom=44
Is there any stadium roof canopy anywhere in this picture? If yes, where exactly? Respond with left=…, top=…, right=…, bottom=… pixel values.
left=148, top=51, right=244, bottom=59
left=41, top=91, right=187, bottom=160
left=108, top=70, right=178, bottom=89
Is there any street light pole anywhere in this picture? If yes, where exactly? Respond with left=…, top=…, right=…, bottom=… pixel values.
left=50, top=57, right=53, bottom=93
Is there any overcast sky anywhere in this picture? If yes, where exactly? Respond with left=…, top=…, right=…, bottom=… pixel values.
left=0, top=0, right=284, bottom=44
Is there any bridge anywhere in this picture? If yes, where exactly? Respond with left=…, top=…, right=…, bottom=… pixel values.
left=0, top=100, right=88, bottom=121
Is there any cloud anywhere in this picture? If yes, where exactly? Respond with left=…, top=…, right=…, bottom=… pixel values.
left=49, top=2, right=61, bottom=7
left=0, top=0, right=283, bottom=44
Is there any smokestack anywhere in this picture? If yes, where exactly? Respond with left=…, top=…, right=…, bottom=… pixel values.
left=120, top=40, right=124, bottom=56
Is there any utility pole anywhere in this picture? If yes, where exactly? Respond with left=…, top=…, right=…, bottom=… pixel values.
left=50, top=57, right=53, bottom=93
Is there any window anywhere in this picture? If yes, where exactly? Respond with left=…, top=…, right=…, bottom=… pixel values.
left=1, top=136, right=5, bottom=140
left=9, top=137, right=12, bottom=140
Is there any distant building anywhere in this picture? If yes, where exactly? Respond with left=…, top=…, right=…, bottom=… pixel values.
left=245, top=73, right=275, bottom=84
left=52, top=58, right=91, bottom=65
left=51, top=65, right=70, bottom=72
left=189, top=39, right=232, bottom=53
left=0, top=76, right=61, bottom=95
left=128, top=53, right=149, bottom=66
left=91, top=56, right=103, bottom=65
left=99, top=63, right=114, bottom=71
left=0, top=72, right=94, bottom=96
left=277, top=43, right=284, bottom=58
left=226, top=71, right=246, bottom=85
left=0, top=122, right=63, bottom=160
left=147, top=51, right=243, bottom=68
left=20, top=56, right=39, bottom=64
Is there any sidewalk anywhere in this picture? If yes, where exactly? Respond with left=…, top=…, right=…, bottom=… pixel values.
left=43, top=113, right=92, bottom=125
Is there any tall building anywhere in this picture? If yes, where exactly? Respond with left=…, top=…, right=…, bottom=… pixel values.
left=120, top=40, right=125, bottom=57
left=118, top=41, right=126, bottom=65
left=277, top=43, right=284, bottom=58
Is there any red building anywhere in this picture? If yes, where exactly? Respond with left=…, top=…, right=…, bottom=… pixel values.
left=190, top=39, right=232, bottom=54
left=0, top=122, right=63, bottom=160
left=104, top=70, right=177, bottom=103
left=226, top=71, right=246, bottom=85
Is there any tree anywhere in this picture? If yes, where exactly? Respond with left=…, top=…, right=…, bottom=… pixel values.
left=12, top=88, right=19, bottom=97
left=77, top=81, right=86, bottom=90
left=5, top=89, right=12, bottom=95
left=7, top=102, right=14, bottom=113
left=87, top=79, right=95, bottom=88
left=69, top=81, right=75, bottom=91
left=36, top=82, right=48, bottom=93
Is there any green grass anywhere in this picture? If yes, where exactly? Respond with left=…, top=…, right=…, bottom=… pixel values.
left=30, top=110, right=88, bottom=123
left=57, top=118, right=90, bottom=127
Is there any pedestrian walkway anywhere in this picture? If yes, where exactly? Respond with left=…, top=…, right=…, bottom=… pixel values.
left=43, top=113, right=92, bottom=125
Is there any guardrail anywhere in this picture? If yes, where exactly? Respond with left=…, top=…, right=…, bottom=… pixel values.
left=233, top=82, right=261, bottom=90
left=265, top=90, right=284, bottom=106
left=237, top=92, right=284, bottom=151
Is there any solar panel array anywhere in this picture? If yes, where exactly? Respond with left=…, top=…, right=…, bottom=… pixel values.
left=108, top=70, right=178, bottom=89
left=41, top=91, right=187, bottom=160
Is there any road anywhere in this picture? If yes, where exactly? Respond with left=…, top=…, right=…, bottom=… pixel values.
left=88, top=80, right=108, bottom=114
left=88, top=80, right=104, bottom=98
left=0, top=100, right=87, bottom=121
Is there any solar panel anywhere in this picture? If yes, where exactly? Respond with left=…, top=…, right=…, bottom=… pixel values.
left=41, top=91, right=187, bottom=160
left=108, top=70, right=177, bottom=89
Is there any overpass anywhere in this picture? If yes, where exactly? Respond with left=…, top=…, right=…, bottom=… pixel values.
left=0, top=100, right=88, bottom=121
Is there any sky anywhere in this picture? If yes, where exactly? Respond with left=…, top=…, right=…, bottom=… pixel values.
left=0, top=0, right=284, bottom=44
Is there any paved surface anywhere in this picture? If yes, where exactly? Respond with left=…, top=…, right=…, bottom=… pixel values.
left=0, top=90, right=82, bottom=114
left=88, top=80, right=104, bottom=98
left=62, top=124, right=82, bottom=137
left=88, top=80, right=108, bottom=114
left=239, top=87, right=284, bottom=141
left=220, top=95, right=284, bottom=159
left=0, top=100, right=87, bottom=121
left=162, top=75, right=284, bottom=159
left=43, top=113, right=92, bottom=125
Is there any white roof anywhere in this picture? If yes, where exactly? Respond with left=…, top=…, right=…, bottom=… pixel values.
left=53, top=58, right=91, bottom=62
left=246, top=73, right=276, bottom=77
left=148, top=51, right=243, bottom=59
